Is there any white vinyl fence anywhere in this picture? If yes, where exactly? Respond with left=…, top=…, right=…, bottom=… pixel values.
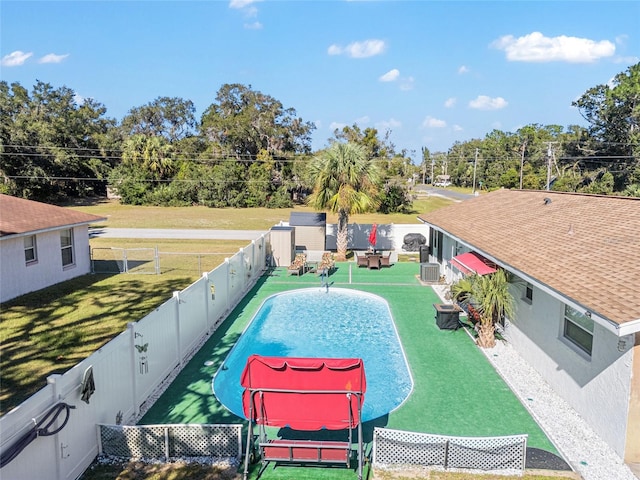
left=0, top=236, right=269, bottom=480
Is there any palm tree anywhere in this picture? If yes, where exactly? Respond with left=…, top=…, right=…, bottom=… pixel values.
left=307, top=142, right=380, bottom=261
left=450, top=269, right=515, bottom=348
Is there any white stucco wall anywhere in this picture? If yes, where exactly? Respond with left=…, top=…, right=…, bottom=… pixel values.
left=503, top=281, right=633, bottom=458
left=0, top=225, right=92, bottom=303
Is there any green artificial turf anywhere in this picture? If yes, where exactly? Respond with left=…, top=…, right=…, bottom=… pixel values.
left=140, top=262, right=558, bottom=479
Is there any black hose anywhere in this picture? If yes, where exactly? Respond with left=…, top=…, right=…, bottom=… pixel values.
left=0, top=402, right=75, bottom=468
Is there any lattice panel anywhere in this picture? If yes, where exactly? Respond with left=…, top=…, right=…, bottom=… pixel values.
left=100, top=425, right=166, bottom=458
left=168, top=425, right=241, bottom=457
left=373, top=427, right=526, bottom=472
left=99, top=424, right=241, bottom=460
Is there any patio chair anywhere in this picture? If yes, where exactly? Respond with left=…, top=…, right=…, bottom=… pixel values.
left=356, top=253, right=368, bottom=268
left=367, top=255, right=381, bottom=270
left=287, top=253, right=306, bottom=276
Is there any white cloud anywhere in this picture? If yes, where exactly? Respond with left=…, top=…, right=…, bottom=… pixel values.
left=379, top=69, right=400, bottom=82
left=356, top=115, right=370, bottom=124
left=613, top=55, right=639, bottom=64
left=229, top=0, right=260, bottom=25
left=444, top=97, right=456, bottom=108
left=74, top=93, right=86, bottom=105
left=469, top=95, right=508, bottom=110
left=453, top=124, right=463, bottom=132
left=422, top=116, right=447, bottom=128
left=376, top=118, right=401, bottom=131
left=328, top=39, right=386, bottom=58
left=399, top=76, right=415, bottom=91
left=39, top=53, right=69, bottom=64
left=1, top=50, right=33, bottom=67
left=329, top=121, right=347, bottom=131
left=458, top=65, right=470, bottom=74
left=229, top=0, right=260, bottom=9
left=244, top=21, right=262, bottom=30
left=491, top=32, right=615, bottom=63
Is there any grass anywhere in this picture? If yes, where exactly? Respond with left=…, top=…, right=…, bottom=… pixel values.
left=67, top=196, right=453, bottom=229
left=3, top=196, right=574, bottom=479
left=1, top=196, right=450, bottom=416
left=80, top=462, right=579, bottom=480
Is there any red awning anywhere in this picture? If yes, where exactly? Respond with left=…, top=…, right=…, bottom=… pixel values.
left=241, top=355, right=366, bottom=430
left=449, top=252, right=497, bottom=276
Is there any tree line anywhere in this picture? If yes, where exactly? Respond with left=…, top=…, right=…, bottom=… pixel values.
left=1, top=63, right=638, bottom=208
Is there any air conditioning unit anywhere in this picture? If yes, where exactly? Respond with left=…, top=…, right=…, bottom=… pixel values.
left=420, top=263, right=440, bottom=283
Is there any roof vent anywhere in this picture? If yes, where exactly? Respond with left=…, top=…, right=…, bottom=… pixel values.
left=543, top=197, right=552, bottom=205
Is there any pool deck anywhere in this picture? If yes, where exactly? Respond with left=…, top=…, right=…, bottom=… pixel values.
left=140, top=261, right=565, bottom=476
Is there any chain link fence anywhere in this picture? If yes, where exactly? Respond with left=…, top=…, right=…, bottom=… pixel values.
left=91, top=247, right=235, bottom=276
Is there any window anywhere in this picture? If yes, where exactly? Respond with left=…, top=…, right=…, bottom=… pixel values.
left=563, top=305, right=594, bottom=356
left=24, top=235, right=38, bottom=264
left=60, top=228, right=75, bottom=267
left=523, top=283, right=533, bottom=304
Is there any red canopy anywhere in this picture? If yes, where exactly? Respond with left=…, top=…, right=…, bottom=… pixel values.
left=241, top=355, right=366, bottom=431
left=368, top=224, right=377, bottom=247
left=450, top=252, right=497, bottom=276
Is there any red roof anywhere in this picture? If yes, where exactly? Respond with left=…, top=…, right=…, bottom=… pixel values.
left=0, top=194, right=105, bottom=237
left=241, top=355, right=366, bottom=430
left=450, top=252, right=497, bottom=275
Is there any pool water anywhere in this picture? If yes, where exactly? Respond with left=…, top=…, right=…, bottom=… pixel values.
left=212, top=287, right=413, bottom=422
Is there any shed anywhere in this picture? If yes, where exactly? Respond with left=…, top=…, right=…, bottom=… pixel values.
left=289, top=212, right=326, bottom=251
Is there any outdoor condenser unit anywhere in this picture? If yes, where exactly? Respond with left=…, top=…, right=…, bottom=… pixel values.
left=420, top=263, right=440, bottom=283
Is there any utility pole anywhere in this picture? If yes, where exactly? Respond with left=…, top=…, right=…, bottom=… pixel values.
left=431, top=159, right=435, bottom=185
left=472, top=148, right=478, bottom=194
left=545, top=142, right=557, bottom=191
left=519, top=140, right=526, bottom=190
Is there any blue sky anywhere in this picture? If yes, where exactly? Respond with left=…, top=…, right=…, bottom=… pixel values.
left=1, top=1, right=639, bottom=161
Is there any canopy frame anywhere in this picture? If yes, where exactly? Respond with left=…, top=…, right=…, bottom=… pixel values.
left=240, top=355, right=366, bottom=480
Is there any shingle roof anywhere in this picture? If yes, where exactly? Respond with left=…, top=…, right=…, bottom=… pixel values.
left=0, top=194, right=105, bottom=237
left=419, top=189, right=640, bottom=328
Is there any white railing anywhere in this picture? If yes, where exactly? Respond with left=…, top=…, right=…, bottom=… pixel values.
left=0, top=237, right=268, bottom=480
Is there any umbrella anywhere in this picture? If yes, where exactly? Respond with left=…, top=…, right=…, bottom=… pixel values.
left=368, top=224, right=377, bottom=249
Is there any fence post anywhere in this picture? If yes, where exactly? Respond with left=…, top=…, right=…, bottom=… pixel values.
left=127, top=323, right=139, bottom=417
left=173, top=291, right=183, bottom=367
left=47, top=374, right=63, bottom=480
left=203, top=272, right=212, bottom=332
left=155, top=245, right=160, bottom=275
left=224, top=258, right=231, bottom=312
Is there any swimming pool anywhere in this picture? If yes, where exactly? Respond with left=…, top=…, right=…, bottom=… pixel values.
left=213, top=287, right=413, bottom=423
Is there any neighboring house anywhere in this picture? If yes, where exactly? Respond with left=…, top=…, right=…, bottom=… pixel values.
left=0, top=195, right=105, bottom=303
left=419, top=189, right=640, bottom=466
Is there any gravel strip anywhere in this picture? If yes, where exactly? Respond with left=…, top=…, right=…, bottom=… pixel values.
left=432, top=285, right=637, bottom=480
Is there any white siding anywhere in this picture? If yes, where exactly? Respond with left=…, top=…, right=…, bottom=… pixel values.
left=0, top=225, right=92, bottom=303
left=504, top=283, right=633, bottom=458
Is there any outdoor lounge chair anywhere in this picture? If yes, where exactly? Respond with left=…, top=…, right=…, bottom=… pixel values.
left=287, top=253, right=306, bottom=276
left=317, top=252, right=335, bottom=276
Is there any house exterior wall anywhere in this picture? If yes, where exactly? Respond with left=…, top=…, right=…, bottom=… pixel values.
left=503, top=282, right=633, bottom=459
left=626, top=335, right=640, bottom=462
left=0, top=225, right=92, bottom=303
